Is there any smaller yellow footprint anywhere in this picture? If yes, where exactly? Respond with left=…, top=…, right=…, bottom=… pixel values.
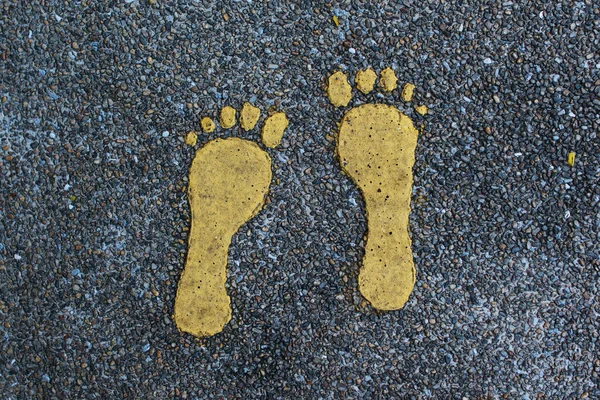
left=174, top=103, right=288, bottom=337
left=326, top=67, right=426, bottom=310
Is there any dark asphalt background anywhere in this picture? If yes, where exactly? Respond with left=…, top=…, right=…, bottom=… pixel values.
left=1, top=0, right=599, bottom=398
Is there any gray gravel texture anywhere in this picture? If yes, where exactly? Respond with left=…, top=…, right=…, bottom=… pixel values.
left=1, top=0, right=599, bottom=398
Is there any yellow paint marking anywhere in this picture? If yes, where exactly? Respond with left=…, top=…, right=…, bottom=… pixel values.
left=240, top=102, right=261, bottom=131
left=326, top=66, right=426, bottom=310
left=185, top=131, right=198, bottom=146
left=402, top=83, right=415, bottom=102
left=200, top=117, right=215, bottom=133
left=327, top=71, right=352, bottom=107
left=337, top=104, right=419, bottom=310
left=174, top=138, right=272, bottom=337
left=415, top=105, right=428, bottom=115
left=379, top=67, right=397, bottom=92
left=261, top=112, right=288, bottom=148
left=355, top=68, right=377, bottom=94
left=219, top=106, right=236, bottom=129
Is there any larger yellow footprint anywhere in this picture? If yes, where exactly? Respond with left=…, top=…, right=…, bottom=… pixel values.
left=327, top=68, right=425, bottom=310
left=174, top=105, right=288, bottom=337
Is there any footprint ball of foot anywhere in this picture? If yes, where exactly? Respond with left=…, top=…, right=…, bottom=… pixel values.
left=174, top=138, right=272, bottom=337
left=337, top=104, right=419, bottom=310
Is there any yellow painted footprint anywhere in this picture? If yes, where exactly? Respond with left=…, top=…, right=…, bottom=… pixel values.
left=327, top=67, right=426, bottom=310
left=174, top=104, right=288, bottom=337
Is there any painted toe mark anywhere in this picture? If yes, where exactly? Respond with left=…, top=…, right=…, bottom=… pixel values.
left=240, top=102, right=261, bottom=131
left=355, top=68, right=377, bottom=94
left=185, top=131, right=198, bottom=146
left=200, top=117, right=215, bottom=133
left=415, top=105, right=428, bottom=115
left=379, top=67, right=398, bottom=92
left=327, top=71, right=352, bottom=107
left=219, top=106, right=237, bottom=129
left=261, top=112, right=288, bottom=148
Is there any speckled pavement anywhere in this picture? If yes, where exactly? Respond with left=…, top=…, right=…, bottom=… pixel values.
left=1, top=1, right=599, bottom=398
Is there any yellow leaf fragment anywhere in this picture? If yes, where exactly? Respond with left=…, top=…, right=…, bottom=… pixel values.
left=567, top=152, right=575, bottom=167
left=332, top=15, right=339, bottom=27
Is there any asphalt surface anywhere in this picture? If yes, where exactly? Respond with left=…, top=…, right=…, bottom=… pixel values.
left=1, top=1, right=599, bottom=398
